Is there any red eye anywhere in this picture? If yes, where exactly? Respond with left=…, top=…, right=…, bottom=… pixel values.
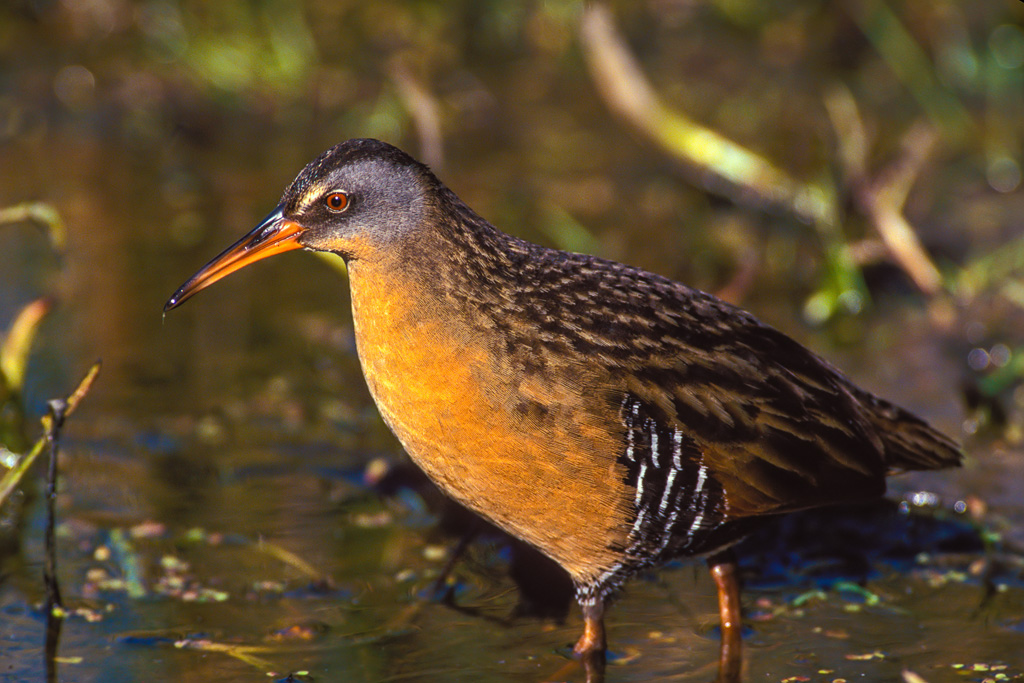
left=325, top=192, right=349, bottom=212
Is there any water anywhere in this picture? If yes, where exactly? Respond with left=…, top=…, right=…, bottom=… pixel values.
left=2, top=2, right=1023, bottom=681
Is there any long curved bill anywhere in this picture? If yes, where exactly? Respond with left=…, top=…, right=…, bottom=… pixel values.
left=164, top=209, right=305, bottom=311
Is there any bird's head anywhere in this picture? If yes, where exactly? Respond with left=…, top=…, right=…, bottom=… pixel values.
left=165, top=138, right=434, bottom=311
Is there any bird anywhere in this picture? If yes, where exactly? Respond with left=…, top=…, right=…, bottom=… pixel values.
left=165, top=138, right=962, bottom=678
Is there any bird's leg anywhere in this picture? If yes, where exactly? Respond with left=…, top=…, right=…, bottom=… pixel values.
left=572, top=598, right=606, bottom=660
left=707, top=549, right=742, bottom=683
left=540, top=598, right=606, bottom=683
left=429, top=528, right=478, bottom=602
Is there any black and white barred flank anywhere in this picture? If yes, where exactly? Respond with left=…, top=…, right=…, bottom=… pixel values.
left=575, top=394, right=749, bottom=608
left=617, top=393, right=727, bottom=563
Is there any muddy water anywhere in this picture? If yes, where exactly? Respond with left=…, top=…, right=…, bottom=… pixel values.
left=2, top=3, right=1024, bottom=682
left=0, top=142, right=1017, bottom=681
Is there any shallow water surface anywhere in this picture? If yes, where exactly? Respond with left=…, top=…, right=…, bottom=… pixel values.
left=2, top=281, right=1020, bottom=682
left=2, top=2, right=1024, bottom=681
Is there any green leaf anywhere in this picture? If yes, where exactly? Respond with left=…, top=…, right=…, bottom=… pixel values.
left=1, top=298, right=53, bottom=393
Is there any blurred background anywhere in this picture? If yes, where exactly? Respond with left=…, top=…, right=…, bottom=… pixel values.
left=1, top=1, right=1023, bottom=681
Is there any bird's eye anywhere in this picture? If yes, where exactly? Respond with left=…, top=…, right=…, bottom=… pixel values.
left=325, top=192, right=349, bottom=212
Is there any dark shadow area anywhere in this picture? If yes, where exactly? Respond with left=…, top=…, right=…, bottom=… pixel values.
left=735, top=499, right=986, bottom=589
left=370, top=457, right=990, bottom=619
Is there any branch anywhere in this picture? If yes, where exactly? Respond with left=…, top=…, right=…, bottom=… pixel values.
left=0, top=202, right=67, bottom=253
left=0, top=363, right=101, bottom=509
left=580, top=4, right=833, bottom=227
left=827, top=87, right=944, bottom=295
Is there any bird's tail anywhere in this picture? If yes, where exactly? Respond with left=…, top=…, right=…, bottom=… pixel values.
left=862, top=394, right=963, bottom=472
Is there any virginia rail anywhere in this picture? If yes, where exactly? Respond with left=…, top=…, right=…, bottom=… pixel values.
left=166, top=138, right=961, bottom=675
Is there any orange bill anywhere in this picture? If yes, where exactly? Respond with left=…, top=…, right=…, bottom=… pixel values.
left=165, top=210, right=304, bottom=311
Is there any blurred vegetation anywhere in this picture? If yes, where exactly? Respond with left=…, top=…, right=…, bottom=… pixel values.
left=0, top=203, right=64, bottom=556
left=0, top=0, right=1021, bottom=427
left=0, top=361, right=98, bottom=509
left=0, top=203, right=64, bottom=452
left=0, top=3, right=1022, bottom=679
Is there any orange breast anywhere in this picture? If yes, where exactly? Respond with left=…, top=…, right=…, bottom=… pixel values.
left=347, top=261, right=632, bottom=584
